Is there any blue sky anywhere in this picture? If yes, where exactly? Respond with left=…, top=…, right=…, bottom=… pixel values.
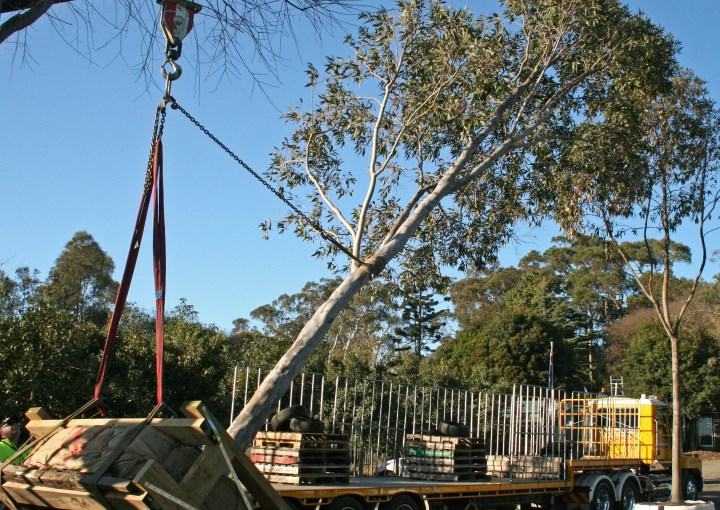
left=2, top=1, right=719, bottom=332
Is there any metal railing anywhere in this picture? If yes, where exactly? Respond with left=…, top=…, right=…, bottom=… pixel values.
left=230, top=366, right=589, bottom=480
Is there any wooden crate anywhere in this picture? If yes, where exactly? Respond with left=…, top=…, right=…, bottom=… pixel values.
left=250, top=432, right=351, bottom=485
left=0, top=402, right=290, bottom=510
left=403, top=434, right=488, bottom=482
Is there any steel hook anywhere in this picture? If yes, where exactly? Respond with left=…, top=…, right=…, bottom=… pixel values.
left=161, top=59, right=182, bottom=96
left=161, top=59, right=182, bottom=82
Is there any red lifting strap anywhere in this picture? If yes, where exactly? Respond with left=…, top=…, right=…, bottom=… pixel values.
left=94, top=139, right=166, bottom=405
left=153, top=140, right=166, bottom=405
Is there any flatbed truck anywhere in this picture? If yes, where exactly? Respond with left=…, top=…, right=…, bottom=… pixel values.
left=254, top=391, right=703, bottom=510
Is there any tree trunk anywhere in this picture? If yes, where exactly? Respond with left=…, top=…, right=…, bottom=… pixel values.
left=227, top=173, right=455, bottom=446
left=670, top=333, right=683, bottom=503
left=226, top=257, right=379, bottom=445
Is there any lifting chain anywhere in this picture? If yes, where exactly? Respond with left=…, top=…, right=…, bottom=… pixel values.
left=164, top=95, right=366, bottom=267
left=144, top=103, right=167, bottom=194
left=154, top=1, right=365, bottom=267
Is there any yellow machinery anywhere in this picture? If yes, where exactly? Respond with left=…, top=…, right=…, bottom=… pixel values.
left=560, top=395, right=671, bottom=464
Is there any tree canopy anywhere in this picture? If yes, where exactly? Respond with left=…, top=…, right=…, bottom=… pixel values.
left=228, top=0, right=679, bottom=446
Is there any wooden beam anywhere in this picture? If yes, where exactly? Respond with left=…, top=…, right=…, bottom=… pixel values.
left=133, top=460, right=197, bottom=510
left=196, top=403, right=291, bottom=510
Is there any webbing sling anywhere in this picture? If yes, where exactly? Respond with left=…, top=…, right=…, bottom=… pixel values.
left=94, top=133, right=166, bottom=406
left=153, top=139, right=166, bottom=405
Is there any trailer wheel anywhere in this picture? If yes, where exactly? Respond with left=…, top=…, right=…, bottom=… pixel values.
left=271, top=405, right=311, bottom=431
left=618, top=481, right=639, bottom=510
left=384, top=494, right=420, bottom=510
left=326, top=496, right=364, bottom=510
left=591, top=481, right=614, bottom=510
left=682, top=472, right=701, bottom=500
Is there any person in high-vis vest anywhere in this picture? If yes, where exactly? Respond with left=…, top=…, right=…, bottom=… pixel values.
left=0, top=417, right=28, bottom=464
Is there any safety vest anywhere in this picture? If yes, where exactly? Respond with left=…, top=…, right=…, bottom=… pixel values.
left=0, top=437, right=27, bottom=465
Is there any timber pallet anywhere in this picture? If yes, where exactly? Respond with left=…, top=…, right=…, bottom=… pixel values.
left=252, top=431, right=349, bottom=450
left=0, top=402, right=291, bottom=510
left=486, top=454, right=563, bottom=479
left=264, top=473, right=351, bottom=484
left=405, top=434, right=486, bottom=451
left=404, top=433, right=488, bottom=482
left=250, top=431, right=351, bottom=485
left=402, top=471, right=488, bottom=482
left=405, top=446, right=487, bottom=457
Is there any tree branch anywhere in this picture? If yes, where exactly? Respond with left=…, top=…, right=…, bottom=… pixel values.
left=0, top=0, right=56, bottom=44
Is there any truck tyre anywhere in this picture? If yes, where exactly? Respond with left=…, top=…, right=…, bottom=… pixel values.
left=618, top=481, right=639, bottom=510
left=289, top=416, right=325, bottom=433
left=271, top=405, right=311, bottom=432
left=682, top=472, right=701, bottom=500
left=326, top=496, right=364, bottom=510
left=438, top=420, right=470, bottom=437
left=384, top=494, right=420, bottom=510
left=591, top=481, right=614, bottom=510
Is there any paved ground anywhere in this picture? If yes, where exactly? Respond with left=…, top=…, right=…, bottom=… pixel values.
left=701, top=459, right=720, bottom=507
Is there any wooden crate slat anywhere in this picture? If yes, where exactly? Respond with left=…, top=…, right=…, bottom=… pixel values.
left=405, top=457, right=487, bottom=468
left=251, top=431, right=351, bottom=485
left=265, top=473, right=350, bottom=485
left=403, top=471, right=487, bottom=482
left=2, top=401, right=293, bottom=510
left=2, top=480, right=110, bottom=509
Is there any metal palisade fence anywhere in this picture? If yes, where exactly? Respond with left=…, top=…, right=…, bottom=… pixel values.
left=230, top=366, right=596, bottom=479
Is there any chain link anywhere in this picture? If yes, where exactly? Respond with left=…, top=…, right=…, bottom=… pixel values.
left=143, top=104, right=167, bottom=195
left=165, top=96, right=365, bottom=266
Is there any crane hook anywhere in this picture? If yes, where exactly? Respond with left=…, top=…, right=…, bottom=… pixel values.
left=161, top=59, right=182, bottom=96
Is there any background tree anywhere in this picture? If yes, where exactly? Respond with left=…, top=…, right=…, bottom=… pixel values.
left=561, top=69, right=720, bottom=502
left=42, top=231, right=117, bottom=325
left=390, top=287, right=446, bottom=357
left=227, top=0, right=677, bottom=445
left=0, top=300, right=101, bottom=417
left=450, top=266, right=523, bottom=330
left=614, top=315, right=720, bottom=420
left=231, top=278, right=400, bottom=376
left=0, top=234, right=236, bottom=420
left=517, top=236, right=632, bottom=386
left=440, top=266, right=585, bottom=392
left=0, top=266, right=41, bottom=319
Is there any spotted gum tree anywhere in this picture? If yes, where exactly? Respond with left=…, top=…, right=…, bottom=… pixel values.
left=227, top=0, right=677, bottom=445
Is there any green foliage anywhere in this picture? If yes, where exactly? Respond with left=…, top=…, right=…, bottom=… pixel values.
left=266, top=0, right=676, bottom=281
left=450, top=266, right=523, bottom=329
left=520, top=236, right=631, bottom=326
left=43, top=231, right=117, bottom=326
left=0, top=302, right=101, bottom=418
left=0, top=266, right=41, bottom=319
left=0, top=233, right=237, bottom=422
left=390, top=288, right=446, bottom=356
left=621, top=318, right=720, bottom=419
left=441, top=307, right=578, bottom=393
left=100, top=301, right=235, bottom=421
